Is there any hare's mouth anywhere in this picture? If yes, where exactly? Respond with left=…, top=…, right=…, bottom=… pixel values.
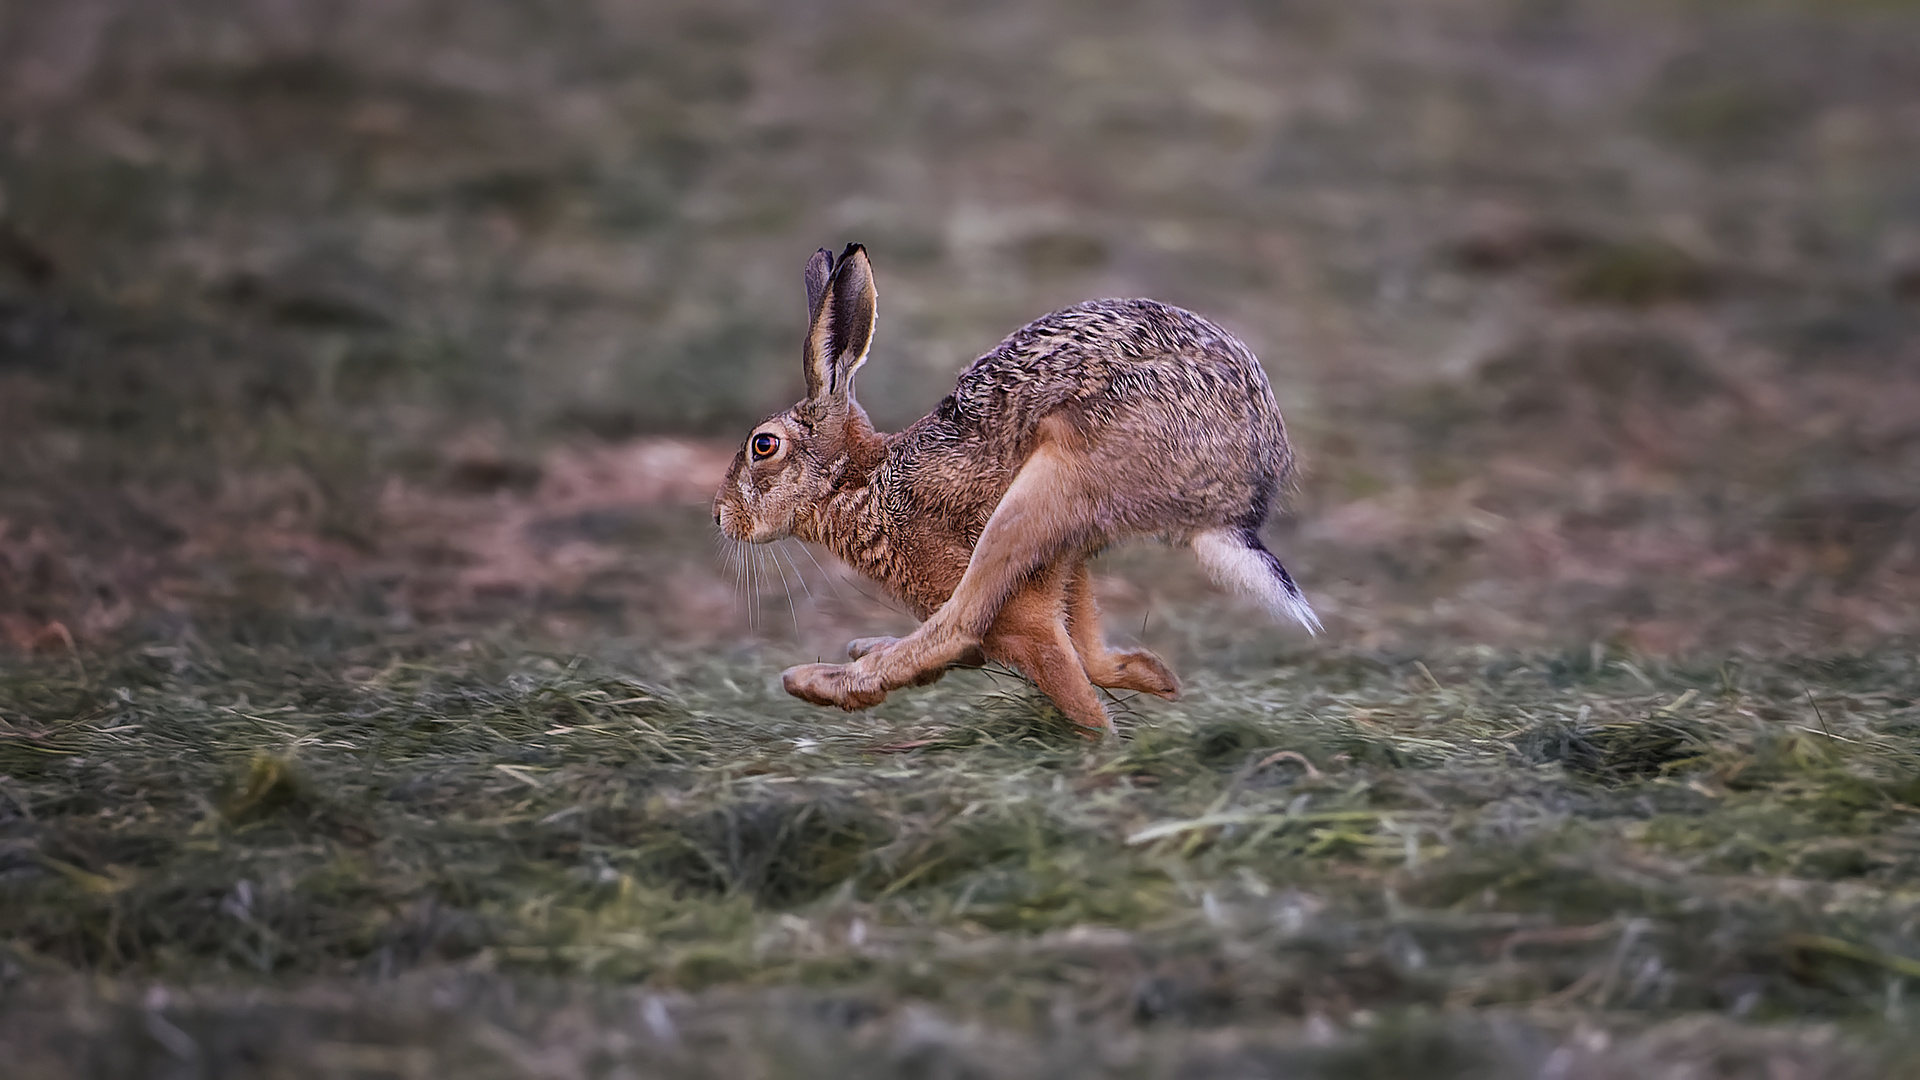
left=714, top=504, right=786, bottom=545
left=714, top=505, right=749, bottom=541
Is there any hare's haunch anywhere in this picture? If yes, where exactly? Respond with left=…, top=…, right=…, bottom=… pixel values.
left=714, top=244, right=1318, bottom=735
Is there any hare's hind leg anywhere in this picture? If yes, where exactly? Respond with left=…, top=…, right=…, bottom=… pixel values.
left=845, top=636, right=896, bottom=659
left=783, top=431, right=1096, bottom=712
left=1065, top=563, right=1180, bottom=699
left=846, top=637, right=985, bottom=688
left=847, top=636, right=985, bottom=666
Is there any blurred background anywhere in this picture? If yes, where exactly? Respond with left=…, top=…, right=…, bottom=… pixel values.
left=2, top=0, right=1917, bottom=665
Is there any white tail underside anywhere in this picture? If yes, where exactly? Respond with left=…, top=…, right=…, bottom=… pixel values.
left=1190, top=528, right=1322, bottom=635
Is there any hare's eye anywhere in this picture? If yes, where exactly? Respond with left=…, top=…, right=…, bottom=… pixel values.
left=750, top=433, right=781, bottom=460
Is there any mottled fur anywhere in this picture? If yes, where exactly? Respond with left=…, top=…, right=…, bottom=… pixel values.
left=714, top=244, right=1317, bottom=734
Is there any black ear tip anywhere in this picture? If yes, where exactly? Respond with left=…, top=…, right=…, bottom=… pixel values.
left=833, top=244, right=871, bottom=286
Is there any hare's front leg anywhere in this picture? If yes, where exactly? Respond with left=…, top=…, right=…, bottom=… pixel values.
left=782, top=436, right=1093, bottom=710
left=1065, top=563, right=1180, bottom=699
left=981, top=567, right=1115, bottom=735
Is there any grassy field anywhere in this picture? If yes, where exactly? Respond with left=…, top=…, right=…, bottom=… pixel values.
left=6, top=639, right=1920, bottom=1076
left=4, top=0, right=1920, bottom=1076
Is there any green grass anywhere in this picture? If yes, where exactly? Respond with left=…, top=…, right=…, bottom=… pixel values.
left=5, top=639, right=1919, bottom=1075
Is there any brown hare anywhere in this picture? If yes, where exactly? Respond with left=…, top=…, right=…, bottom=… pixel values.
left=714, top=243, right=1318, bottom=735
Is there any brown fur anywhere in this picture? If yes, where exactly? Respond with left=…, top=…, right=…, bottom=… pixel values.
left=714, top=244, right=1315, bottom=735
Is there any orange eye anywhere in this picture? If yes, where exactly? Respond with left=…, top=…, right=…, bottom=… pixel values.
left=750, top=432, right=780, bottom=460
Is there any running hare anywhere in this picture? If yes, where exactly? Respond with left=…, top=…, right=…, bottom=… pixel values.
left=714, top=243, right=1318, bottom=735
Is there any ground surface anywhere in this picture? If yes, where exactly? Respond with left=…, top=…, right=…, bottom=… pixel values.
left=3, top=1, right=1920, bottom=1076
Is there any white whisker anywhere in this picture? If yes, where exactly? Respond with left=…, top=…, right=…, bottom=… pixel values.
left=777, top=541, right=816, bottom=605
left=751, top=546, right=766, bottom=636
left=715, top=534, right=751, bottom=632
left=790, top=540, right=842, bottom=604
left=744, top=544, right=758, bottom=635
left=768, top=541, right=802, bottom=640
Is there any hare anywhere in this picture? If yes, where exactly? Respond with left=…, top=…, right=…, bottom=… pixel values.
left=713, top=243, right=1319, bottom=735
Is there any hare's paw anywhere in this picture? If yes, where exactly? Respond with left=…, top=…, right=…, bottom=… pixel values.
left=845, top=636, right=900, bottom=660
left=783, top=662, right=891, bottom=711
left=1105, top=649, right=1181, bottom=700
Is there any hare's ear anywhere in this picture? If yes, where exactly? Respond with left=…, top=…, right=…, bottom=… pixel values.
left=804, top=247, right=834, bottom=318
left=803, top=243, right=876, bottom=402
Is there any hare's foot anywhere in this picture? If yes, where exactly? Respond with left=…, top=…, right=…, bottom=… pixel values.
left=845, top=636, right=899, bottom=660
left=1090, top=648, right=1181, bottom=700
left=782, top=662, right=890, bottom=711
left=788, top=634, right=981, bottom=710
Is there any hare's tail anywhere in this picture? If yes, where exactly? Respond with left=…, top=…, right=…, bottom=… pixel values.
left=1191, top=527, right=1322, bottom=635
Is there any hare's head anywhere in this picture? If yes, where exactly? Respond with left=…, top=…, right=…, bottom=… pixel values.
left=715, top=244, right=878, bottom=543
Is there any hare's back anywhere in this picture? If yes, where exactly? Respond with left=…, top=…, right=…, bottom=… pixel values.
left=948, top=299, right=1285, bottom=457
